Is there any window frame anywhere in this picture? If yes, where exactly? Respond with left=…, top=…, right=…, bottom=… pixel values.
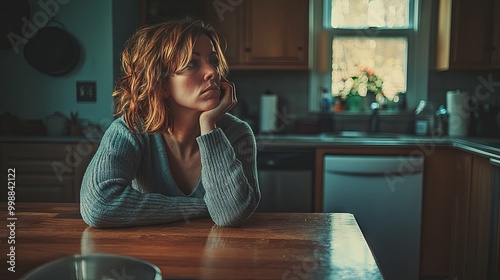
left=308, top=0, right=431, bottom=113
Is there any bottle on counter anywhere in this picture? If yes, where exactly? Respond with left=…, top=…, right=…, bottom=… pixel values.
left=434, top=105, right=448, bottom=137
left=414, top=100, right=435, bottom=136
left=318, top=87, right=334, bottom=133
left=319, top=87, right=333, bottom=114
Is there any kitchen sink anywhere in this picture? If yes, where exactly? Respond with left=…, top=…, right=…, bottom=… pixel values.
left=256, top=131, right=413, bottom=144
left=320, top=131, right=405, bottom=139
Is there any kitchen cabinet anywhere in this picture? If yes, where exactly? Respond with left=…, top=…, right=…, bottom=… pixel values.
left=467, top=155, right=493, bottom=280
left=141, top=0, right=207, bottom=23
left=493, top=159, right=500, bottom=280
left=419, top=148, right=499, bottom=279
left=205, top=0, right=242, bottom=65
left=0, top=142, right=97, bottom=203
left=449, top=153, right=494, bottom=280
left=242, top=0, right=309, bottom=69
left=419, top=148, right=459, bottom=278
left=420, top=148, right=497, bottom=279
left=436, top=0, right=500, bottom=70
left=142, top=0, right=309, bottom=70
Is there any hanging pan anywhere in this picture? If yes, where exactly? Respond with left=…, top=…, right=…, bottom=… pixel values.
left=23, top=20, right=80, bottom=76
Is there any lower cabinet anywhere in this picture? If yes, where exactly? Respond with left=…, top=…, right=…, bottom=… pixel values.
left=422, top=148, right=495, bottom=279
left=419, top=148, right=459, bottom=278
left=0, top=141, right=98, bottom=203
left=449, top=153, right=494, bottom=280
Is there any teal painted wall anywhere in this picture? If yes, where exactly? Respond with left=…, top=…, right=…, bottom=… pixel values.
left=0, top=0, right=114, bottom=127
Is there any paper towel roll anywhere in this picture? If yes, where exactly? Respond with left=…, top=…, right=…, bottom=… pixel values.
left=446, top=90, right=470, bottom=137
left=259, top=93, right=277, bottom=133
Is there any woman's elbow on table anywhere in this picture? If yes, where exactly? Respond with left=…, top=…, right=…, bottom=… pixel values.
left=80, top=210, right=102, bottom=228
left=80, top=202, right=113, bottom=229
left=211, top=213, right=246, bottom=228
left=210, top=191, right=261, bottom=227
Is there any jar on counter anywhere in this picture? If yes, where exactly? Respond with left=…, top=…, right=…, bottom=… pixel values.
left=44, top=111, right=70, bottom=136
left=414, top=100, right=435, bottom=136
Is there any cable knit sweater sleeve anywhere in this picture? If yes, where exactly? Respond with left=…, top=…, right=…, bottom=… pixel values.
left=80, top=119, right=209, bottom=228
left=196, top=115, right=261, bottom=227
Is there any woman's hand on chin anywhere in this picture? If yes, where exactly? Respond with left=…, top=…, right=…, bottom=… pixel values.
left=199, top=78, right=237, bottom=134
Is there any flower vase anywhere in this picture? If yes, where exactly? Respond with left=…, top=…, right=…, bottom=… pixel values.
left=347, top=95, right=364, bottom=112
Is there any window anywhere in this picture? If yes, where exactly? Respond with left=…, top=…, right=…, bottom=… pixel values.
left=310, top=0, right=431, bottom=111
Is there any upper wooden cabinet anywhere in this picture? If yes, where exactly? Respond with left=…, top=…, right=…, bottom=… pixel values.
left=205, top=1, right=243, bottom=66
left=239, top=0, right=309, bottom=70
left=208, top=0, right=309, bottom=70
left=436, top=0, right=500, bottom=71
left=143, top=0, right=310, bottom=70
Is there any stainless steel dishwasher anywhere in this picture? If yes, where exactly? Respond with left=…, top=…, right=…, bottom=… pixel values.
left=323, top=155, right=424, bottom=280
left=256, top=148, right=314, bottom=212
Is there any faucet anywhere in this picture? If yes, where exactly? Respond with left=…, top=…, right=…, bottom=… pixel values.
left=368, top=102, right=380, bottom=133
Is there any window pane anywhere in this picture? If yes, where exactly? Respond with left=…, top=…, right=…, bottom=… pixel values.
left=331, top=37, right=407, bottom=101
left=331, top=0, right=409, bottom=28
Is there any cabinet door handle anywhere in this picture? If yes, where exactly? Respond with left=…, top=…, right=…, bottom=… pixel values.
left=297, top=46, right=303, bottom=51
left=244, top=47, right=251, bottom=52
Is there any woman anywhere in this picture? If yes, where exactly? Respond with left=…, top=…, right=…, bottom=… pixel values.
left=80, top=19, right=260, bottom=228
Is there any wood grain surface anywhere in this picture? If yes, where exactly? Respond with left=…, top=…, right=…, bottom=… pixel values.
left=0, top=203, right=383, bottom=279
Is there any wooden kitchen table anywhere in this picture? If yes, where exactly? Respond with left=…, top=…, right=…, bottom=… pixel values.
left=0, top=203, right=383, bottom=280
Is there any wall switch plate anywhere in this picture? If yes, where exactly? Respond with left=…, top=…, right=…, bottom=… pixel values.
left=76, top=81, right=97, bottom=102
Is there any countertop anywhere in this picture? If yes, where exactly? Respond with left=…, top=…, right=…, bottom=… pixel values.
left=1, top=133, right=500, bottom=159
left=0, top=134, right=101, bottom=144
left=0, top=203, right=383, bottom=280
left=255, top=133, right=500, bottom=159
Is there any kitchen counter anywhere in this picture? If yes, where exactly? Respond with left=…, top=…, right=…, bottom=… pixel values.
left=256, top=133, right=500, bottom=159
left=0, top=134, right=100, bottom=144
left=1, top=203, right=383, bottom=280
left=2, top=133, right=500, bottom=159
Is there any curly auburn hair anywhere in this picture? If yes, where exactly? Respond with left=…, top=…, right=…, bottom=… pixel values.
left=113, top=19, right=229, bottom=134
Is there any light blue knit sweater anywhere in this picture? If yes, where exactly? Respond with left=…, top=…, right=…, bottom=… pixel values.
left=80, top=114, right=260, bottom=228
